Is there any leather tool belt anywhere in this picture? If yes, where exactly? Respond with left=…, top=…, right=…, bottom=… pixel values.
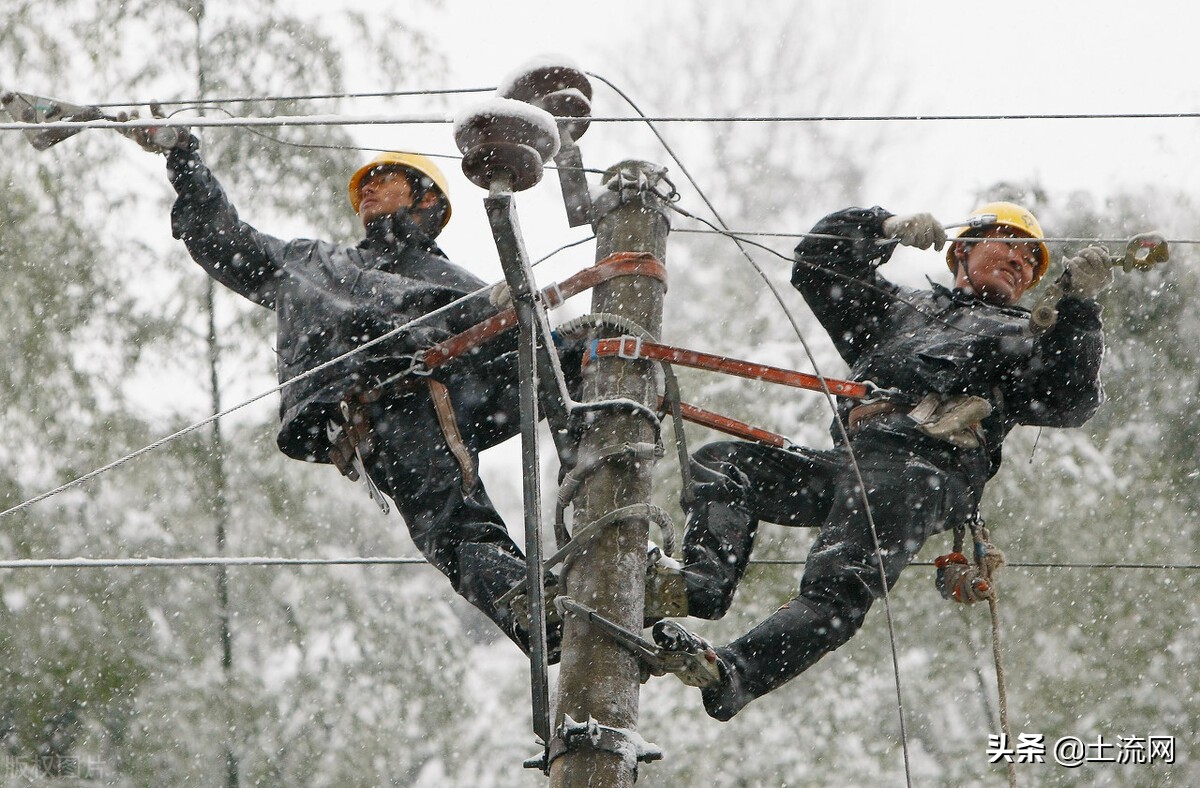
left=327, top=378, right=478, bottom=504
left=847, top=393, right=991, bottom=450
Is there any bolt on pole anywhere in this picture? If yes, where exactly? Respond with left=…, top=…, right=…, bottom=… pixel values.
left=550, top=160, right=670, bottom=788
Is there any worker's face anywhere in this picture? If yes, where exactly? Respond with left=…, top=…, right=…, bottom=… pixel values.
left=358, top=168, right=417, bottom=226
left=953, top=226, right=1041, bottom=306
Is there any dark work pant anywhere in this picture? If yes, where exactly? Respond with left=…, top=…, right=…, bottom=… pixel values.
left=363, top=389, right=554, bottom=658
left=683, top=434, right=975, bottom=719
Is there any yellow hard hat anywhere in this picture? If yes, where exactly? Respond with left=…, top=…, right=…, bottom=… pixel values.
left=348, top=151, right=452, bottom=228
left=946, top=201, right=1050, bottom=285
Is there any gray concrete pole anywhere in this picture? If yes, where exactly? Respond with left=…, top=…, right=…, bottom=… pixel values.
left=550, top=161, right=670, bottom=788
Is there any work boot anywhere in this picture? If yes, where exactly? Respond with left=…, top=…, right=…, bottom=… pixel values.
left=652, top=620, right=751, bottom=721
left=509, top=574, right=562, bottom=627
left=507, top=575, right=563, bottom=664
left=643, top=543, right=689, bottom=626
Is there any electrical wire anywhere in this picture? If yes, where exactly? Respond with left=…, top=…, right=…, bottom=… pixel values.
left=14, top=111, right=1200, bottom=134
left=89, top=85, right=497, bottom=109
left=0, top=220, right=597, bottom=520
left=141, top=105, right=608, bottom=175
left=2, top=556, right=1195, bottom=571
left=675, top=226, right=1200, bottom=246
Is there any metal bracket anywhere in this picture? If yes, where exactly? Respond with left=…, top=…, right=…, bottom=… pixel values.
left=556, top=596, right=720, bottom=688
left=543, top=502, right=676, bottom=574
left=591, top=160, right=676, bottom=225
left=523, top=714, right=663, bottom=774
left=554, top=131, right=593, bottom=227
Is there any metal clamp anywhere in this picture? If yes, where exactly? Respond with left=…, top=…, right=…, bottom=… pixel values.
left=549, top=502, right=677, bottom=573
left=379, top=354, right=431, bottom=379
left=523, top=714, right=663, bottom=774
left=859, top=379, right=906, bottom=404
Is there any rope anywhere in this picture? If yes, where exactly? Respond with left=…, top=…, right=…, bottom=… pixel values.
left=990, top=590, right=1016, bottom=788
left=971, top=520, right=1016, bottom=788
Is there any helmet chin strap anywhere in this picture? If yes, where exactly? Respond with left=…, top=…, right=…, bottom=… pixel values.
left=963, top=258, right=984, bottom=295
left=955, top=243, right=981, bottom=293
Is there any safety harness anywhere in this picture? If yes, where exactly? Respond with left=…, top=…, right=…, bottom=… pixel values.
left=327, top=253, right=993, bottom=513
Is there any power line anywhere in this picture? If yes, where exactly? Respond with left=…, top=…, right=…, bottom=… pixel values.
left=674, top=227, right=1200, bottom=246
left=2, top=556, right=1195, bottom=571
left=90, top=86, right=497, bottom=109
left=591, top=71, right=919, bottom=787
left=0, top=233, right=593, bottom=521
left=749, top=559, right=1200, bottom=570
left=13, top=109, right=1200, bottom=136
left=0, top=556, right=429, bottom=569
left=0, top=113, right=450, bottom=133
left=592, top=111, right=1200, bottom=123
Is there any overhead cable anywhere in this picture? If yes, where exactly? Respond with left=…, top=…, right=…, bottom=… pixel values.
left=13, top=109, right=1200, bottom=136
left=2, top=556, right=1195, bottom=571
left=89, top=85, right=497, bottom=109
left=590, top=71, right=917, bottom=787
left=0, top=231, right=593, bottom=521
left=674, top=227, right=1200, bottom=246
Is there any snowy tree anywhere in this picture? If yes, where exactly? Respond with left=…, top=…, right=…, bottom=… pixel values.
left=1, top=1, right=499, bottom=784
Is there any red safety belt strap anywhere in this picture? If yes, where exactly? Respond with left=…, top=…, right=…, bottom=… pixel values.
left=420, top=252, right=667, bottom=371
left=591, top=336, right=873, bottom=400
left=664, top=398, right=792, bottom=448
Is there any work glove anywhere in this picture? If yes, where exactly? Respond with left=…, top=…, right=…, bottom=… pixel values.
left=137, top=126, right=196, bottom=154
left=117, top=107, right=196, bottom=154
left=1061, top=246, right=1113, bottom=300
left=882, top=212, right=947, bottom=251
left=489, top=281, right=513, bottom=310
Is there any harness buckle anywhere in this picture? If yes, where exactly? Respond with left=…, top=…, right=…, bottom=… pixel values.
left=616, top=335, right=644, bottom=360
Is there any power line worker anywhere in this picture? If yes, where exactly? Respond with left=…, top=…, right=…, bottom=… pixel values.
left=155, top=134, right=573, bottom=658
left=651, top=202, right=1112, bottom=720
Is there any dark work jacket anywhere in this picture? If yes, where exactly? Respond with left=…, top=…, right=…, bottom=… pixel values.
left=166, top=147, right=520, bottom=462
left=792, top=206, right=1105, bottom=488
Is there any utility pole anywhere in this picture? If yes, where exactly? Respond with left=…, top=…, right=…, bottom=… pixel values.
left=550, top=161, right=670, bottom=788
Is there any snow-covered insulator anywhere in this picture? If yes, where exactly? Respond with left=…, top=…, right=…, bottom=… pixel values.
left=497, top=56, right=593, bottom=141
left=454, top=97, right=561, bottom=191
